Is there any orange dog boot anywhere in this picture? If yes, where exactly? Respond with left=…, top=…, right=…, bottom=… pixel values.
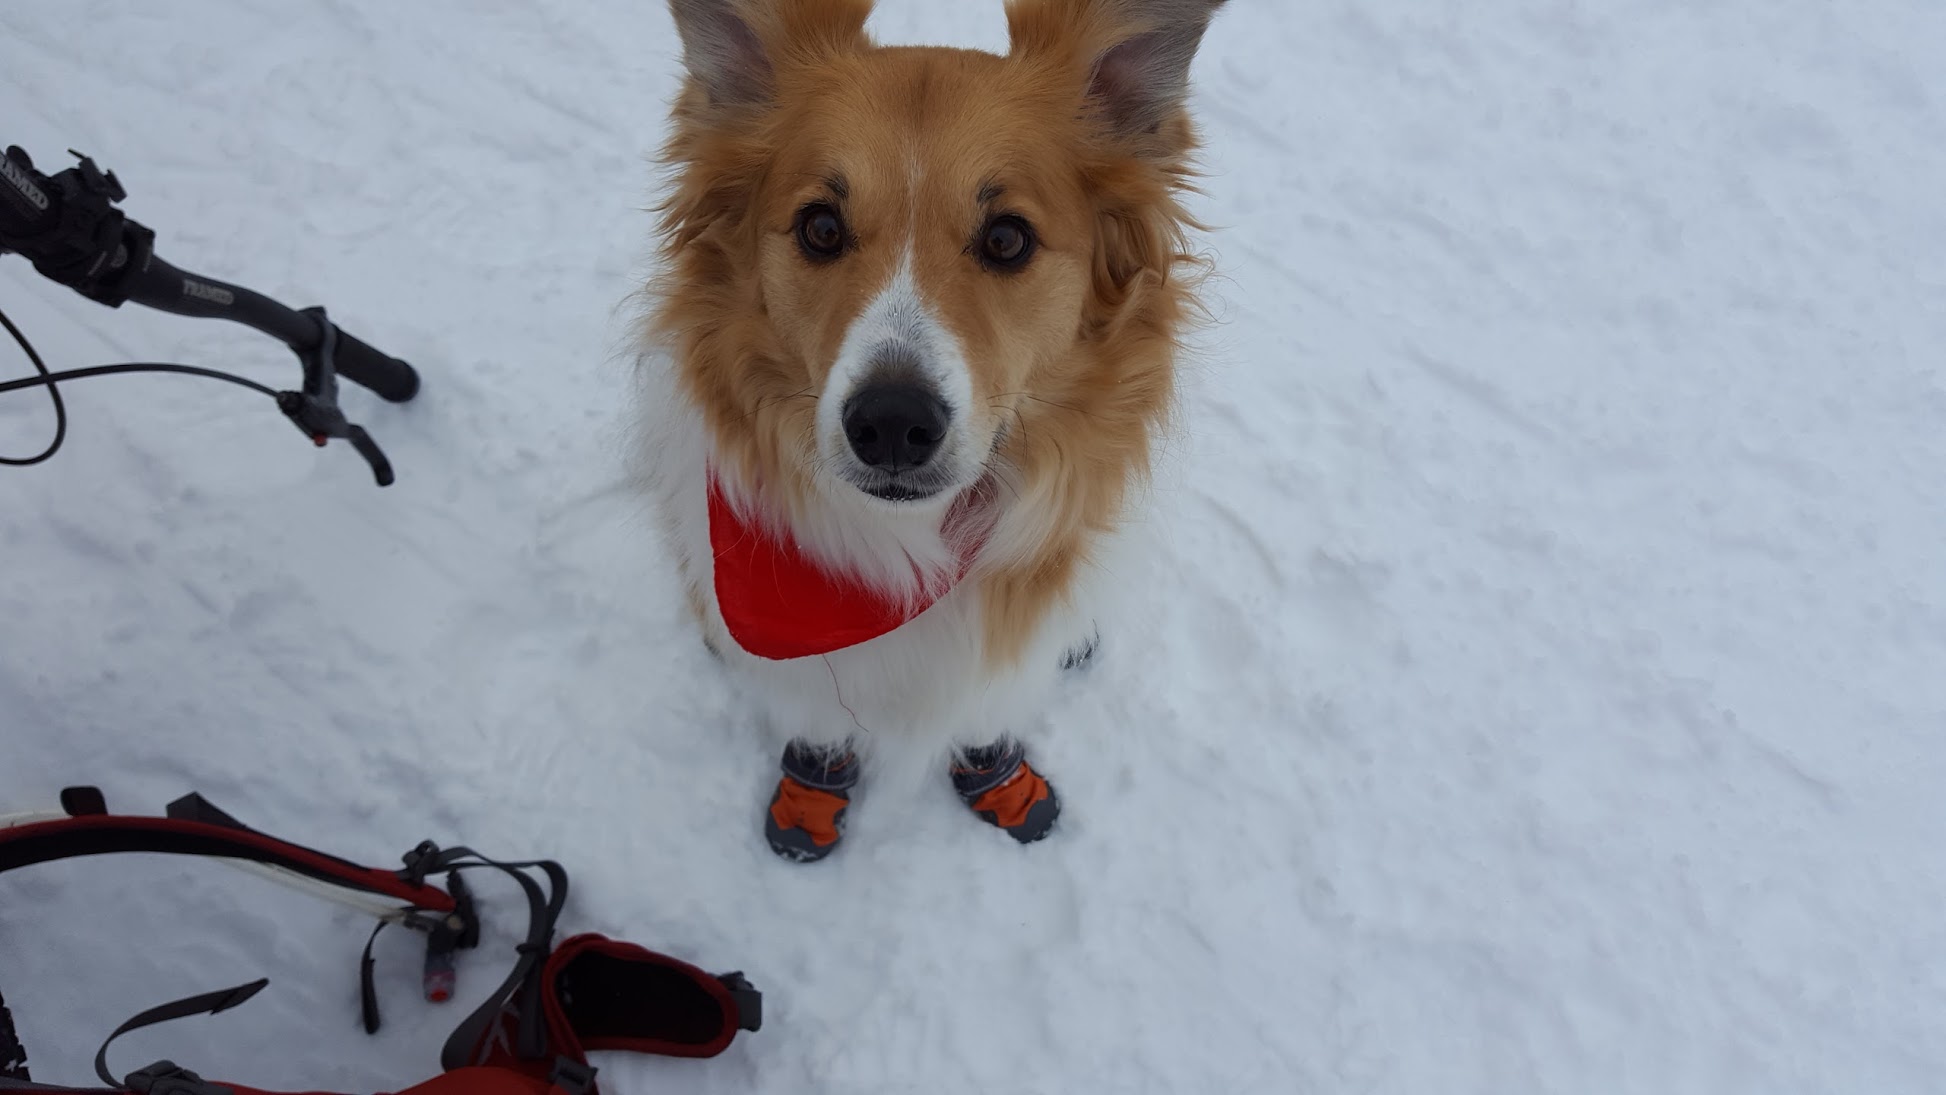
left=951, top=739, right=1060, bottom=844
left=764, top=740, right=859, bottom=862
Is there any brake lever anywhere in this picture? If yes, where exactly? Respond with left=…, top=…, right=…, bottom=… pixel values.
left=345, top=424, right=395, bottom=487
left=276, top=390, right=395, bottom=487
left=274, top=305, right=396, bottom=487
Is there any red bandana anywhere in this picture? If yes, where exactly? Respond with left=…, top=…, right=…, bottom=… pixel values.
left=707, top=477, right=992, bottom=661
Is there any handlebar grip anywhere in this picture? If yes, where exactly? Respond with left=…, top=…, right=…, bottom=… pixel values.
left=0, top=147, right=58, bottom=244
left=329, top=323, right=420, bottom=403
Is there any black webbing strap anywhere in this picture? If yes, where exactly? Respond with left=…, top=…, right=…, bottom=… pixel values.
left=92, top=981, right=266, bottom=1087
left=422, top=849, right=569, bottom=1071
left=359, top=921, right=388, bottom=1035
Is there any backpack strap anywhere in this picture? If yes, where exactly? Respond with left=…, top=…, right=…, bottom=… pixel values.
left=92, top=981, right=266, bottom=1090
left=0, top=790, right=455, bottom=912
left=0, top=789, right=762, bottom=1095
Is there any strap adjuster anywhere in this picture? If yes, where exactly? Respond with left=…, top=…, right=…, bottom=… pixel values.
left=124, top=1060, right=234, bottom=1095
left=546, top=1056, right=597, bottom=1095
left=719, top=971, right=763, bottom=1033
left=398, top=840, right=444, bottom=886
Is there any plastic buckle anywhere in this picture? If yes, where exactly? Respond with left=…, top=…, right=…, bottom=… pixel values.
left=124, top=1060, right=233, bottom=1095
left=398, top=840, right=443, bottom=887
left=719, top=972, right=763, bottom=1032
left=546, top=1056, right=598, bottom=1095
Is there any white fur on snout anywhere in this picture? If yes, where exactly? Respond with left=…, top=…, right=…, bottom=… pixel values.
left=816, top=250, right=977, bottom=496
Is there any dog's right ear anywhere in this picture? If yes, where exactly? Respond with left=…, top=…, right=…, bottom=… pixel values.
left=668, top=0, right=873, bottom=109
left=668, top=0, right=773, bottom=107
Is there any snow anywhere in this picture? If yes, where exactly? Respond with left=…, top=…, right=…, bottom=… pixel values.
left=4, top=0, right=1946, bottom=1091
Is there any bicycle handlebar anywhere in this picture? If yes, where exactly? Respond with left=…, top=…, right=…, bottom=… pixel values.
left=119, top=256, right=420, bottom=403
left=0, top=143, right=419, bottom=484
left=0, top=150, right=50, bottom=239
left=0, top=144, right=418, bottom=405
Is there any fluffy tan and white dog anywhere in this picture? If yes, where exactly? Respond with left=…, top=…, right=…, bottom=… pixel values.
left=633, top=0, right=1223, bottom=860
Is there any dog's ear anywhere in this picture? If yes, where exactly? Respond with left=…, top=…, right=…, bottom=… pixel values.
left=668, top=0, right=772, bottom=107
left=1008, top=0, right=1226, bottom=149
left=668, top=0, right=874, bottom=109
left=1085, top=0, right=1227, bottom=138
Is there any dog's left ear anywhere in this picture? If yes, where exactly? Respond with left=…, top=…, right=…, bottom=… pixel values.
left=1009, top=0, right=1227, bottom=151
left=668, top=0, right=874, bottom=110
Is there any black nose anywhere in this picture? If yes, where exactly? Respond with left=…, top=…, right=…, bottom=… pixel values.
left=843, top=383, right=949, bottom=472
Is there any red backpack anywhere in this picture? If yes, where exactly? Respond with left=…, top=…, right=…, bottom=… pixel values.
left=0, top=787, right=761, bottom=1094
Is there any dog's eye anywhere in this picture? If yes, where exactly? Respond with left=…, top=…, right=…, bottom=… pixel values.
left=978, top=215, right=1035, bottom=271
left=795, top=204, right=847, bottom=260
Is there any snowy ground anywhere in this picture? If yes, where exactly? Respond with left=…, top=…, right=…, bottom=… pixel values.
left=5, top=1, right=1946, bottom=1092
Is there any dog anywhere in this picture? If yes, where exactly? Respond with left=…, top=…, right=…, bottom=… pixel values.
left=633, top=0, right=1223, bottom=860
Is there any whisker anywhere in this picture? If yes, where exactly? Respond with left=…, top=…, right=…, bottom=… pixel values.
left=740, top=386, right=817, bottom=422
left=986, top=391, right=1101, bottom=422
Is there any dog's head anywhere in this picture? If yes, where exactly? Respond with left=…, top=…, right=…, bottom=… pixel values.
left=651, top=0, right=1219, bottom=522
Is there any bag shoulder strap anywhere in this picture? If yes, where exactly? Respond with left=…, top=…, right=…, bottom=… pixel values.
left=0, top=789, right=453, bottom=911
